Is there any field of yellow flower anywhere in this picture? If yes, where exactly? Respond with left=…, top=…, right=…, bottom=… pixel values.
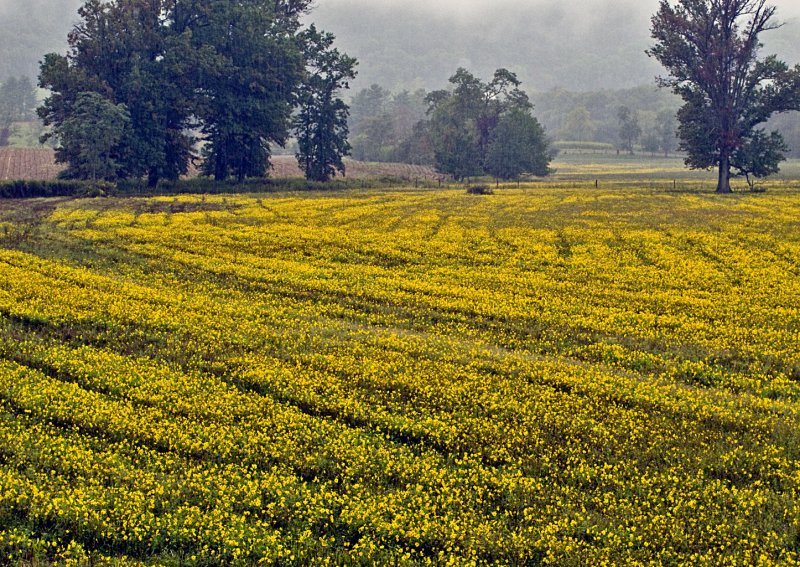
left=0, top=185, right=799, bottom=565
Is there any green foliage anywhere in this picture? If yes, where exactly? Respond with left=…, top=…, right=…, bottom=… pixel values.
left=617, top=106, right=641, bottom=154
left=56, top=91, right=129, bottom=181
left=0, top=179, right=111, bottom=198
left=395, top=120, right=436, bottom=165
left=732, top=130, right=788, bottom=190
left=648, top=0, right=800, bottom=193
left=38, top=0, right=353, bottom=185
left=484, top=109, right=552, bottom=180
left=423, top=68, right=552, bottom=181
left=191, top=0, right=309, bottom=181
left=294, top=25, right=357, bottom=182
left=38, top=0, right=195, bottom=186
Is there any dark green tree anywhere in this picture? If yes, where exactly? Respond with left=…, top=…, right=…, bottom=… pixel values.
left=187, top=0, right=310, bottom=181
left=484, top=108, right=552, bottom=181
left=40, top=0, right=351, bottom=184
left=39, top=0, right=194, bottom=185
left=424, top=68, right=546, bottom=181
left=294, top=25, right=357, bottom=182
left=732, top=129, right=788, bottom=189
left=57, top=91, right=130, bottom=180
left=648, top=0, right=800, bottom=193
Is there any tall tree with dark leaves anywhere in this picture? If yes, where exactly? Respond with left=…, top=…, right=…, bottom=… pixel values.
left=294, top=25, right=357, bottom=182
left=648, top=0, right=800, bottom=193
left=484, top=108, right=552, bottom=181
left=39, top=0, right=194, bottom=185
left=185, top=0, right=309, bottom=181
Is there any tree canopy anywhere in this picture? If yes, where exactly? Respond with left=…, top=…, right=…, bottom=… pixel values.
left=294, top=25, right=357, bottom=182
left=422, top=68, right=553, bottom=181
left=38, top=0, right=354, bottom=184
left=648, top=0, right=800, bottom=192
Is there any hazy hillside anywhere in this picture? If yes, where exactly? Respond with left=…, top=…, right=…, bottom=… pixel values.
left=309, top=0, right=800, bottom=92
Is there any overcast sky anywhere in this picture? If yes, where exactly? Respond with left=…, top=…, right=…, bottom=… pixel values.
left=310, top=0, right=800, bottom=91
left=314, top=0, right=800, bottom=19
left=2, top=0, right=798, bottom=90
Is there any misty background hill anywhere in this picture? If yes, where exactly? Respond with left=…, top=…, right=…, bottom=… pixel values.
left=4, top=0, right=800, bottom=92
left=312, top=0, right=800, bottom=92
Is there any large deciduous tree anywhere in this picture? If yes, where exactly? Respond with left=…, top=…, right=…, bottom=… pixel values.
left=187, top=0, right=309, bottom=181
left=39, top=0, right=354, bottom=184
left=39, top=0, right=195, bottom=185
left=648, top=0, right=800, bottom=193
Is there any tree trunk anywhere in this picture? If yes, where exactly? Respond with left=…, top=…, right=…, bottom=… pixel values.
left=716, top=153, right=732, bottom=194
left=147, top=169, right=159, bottom=188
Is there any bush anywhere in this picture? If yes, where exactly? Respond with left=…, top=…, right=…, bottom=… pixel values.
left=466, top=185, right=494, bottom=195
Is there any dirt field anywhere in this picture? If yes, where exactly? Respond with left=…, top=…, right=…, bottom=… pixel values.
left=0, top=148, right=64, bottom=180
left=0, top=149, right=441, bottom=182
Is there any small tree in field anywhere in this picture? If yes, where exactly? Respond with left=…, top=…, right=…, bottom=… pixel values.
left=648, top=0, right=800, bottom=193
left=484, top=108, right=551, bottom=181
left=57, top=91, right=129, bottom=180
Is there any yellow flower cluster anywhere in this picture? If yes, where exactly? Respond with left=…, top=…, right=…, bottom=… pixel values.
left=0, top=187, right=798, bottom=565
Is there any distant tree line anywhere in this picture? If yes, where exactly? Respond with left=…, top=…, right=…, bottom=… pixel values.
left=349, top=82, right=685, bottom=161
left=39, top=0, right=355, bottom=185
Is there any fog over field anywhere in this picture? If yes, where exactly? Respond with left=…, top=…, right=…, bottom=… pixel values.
left=1, top=0, right=799, bottom=91
left=309, top=0, right=800, bottom=90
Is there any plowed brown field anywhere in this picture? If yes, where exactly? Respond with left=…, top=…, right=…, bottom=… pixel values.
left=0, top=149, right=440, bottom=182
left=0, top=148, right=63, bottom=180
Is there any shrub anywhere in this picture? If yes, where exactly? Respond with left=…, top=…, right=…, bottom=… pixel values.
left=467, top=185, right=494, bottom=195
